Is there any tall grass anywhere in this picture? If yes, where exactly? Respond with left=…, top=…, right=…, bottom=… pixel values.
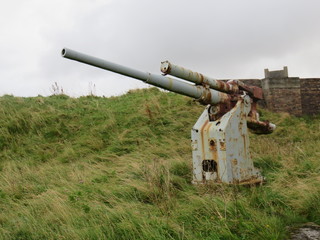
left=0, top=88, right=319, bottom=239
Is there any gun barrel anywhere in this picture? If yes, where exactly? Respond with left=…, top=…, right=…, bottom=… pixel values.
left=62, top=48, right=230, bottom=105
left=160, top=61, right=238, bottom=94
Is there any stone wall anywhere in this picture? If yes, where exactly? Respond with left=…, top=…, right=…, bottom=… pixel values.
left=300, top=78, right=320, bottom=115
left=237, top=75, right=320, bottom=116
left=260, top=77, right=303, bottom=116
left=220, top=67, right=320, bottom=115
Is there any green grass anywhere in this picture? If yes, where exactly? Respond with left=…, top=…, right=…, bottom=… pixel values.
left=0, top=88, right=319, bottom=239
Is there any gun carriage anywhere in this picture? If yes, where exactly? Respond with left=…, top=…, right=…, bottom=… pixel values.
left=62, top=48, right=275, bottom=184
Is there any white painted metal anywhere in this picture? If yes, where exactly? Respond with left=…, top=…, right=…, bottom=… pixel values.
left=191, top=95, right=264, bottom=184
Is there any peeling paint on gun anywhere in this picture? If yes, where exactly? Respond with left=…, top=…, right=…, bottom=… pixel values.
left=61, top=48, right=229, bottom=105
left=160, top=60, right=238, bottom=94
left=62, top=47, right=277, bottom=185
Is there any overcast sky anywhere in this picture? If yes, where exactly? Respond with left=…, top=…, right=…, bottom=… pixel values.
left=1, top=0, right=320, bottom=97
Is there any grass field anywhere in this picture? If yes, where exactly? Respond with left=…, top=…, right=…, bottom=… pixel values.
left=0, top=88, right=319, bottom=239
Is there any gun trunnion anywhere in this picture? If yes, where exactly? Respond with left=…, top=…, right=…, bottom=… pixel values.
left=62, top=48, right=275, bottom=185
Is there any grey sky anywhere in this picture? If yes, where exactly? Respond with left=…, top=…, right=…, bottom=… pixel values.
left=1, top=0, right=320, bottom=97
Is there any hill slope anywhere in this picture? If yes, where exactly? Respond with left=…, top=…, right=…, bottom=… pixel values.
left=0, top=88, right=319, bottom=240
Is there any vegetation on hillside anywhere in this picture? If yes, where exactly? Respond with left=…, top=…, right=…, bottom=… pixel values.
left=0, top=88, right=319, bottom=239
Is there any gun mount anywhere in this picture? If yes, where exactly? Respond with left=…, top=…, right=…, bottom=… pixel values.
left=62, top=48, right=276, bottom=185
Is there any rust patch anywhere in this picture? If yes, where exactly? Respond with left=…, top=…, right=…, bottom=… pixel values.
left=217, top=80, right=227, bottom=92
left=232, top=159, right=238, bottom=165
left=214, top=80, right=238, bottom=94
left=191, top=140, right=198, bottom=151
left=247, top=119, right=274, bottom=134
left=209, top=139, right=216, bottom=151
left=238, top=82, right=263, bottom=100
left=200, top=119, right=209, bottom=159
left=199, top=73, right=204, bottom=84
left=209, top=138, right=218, bottom=173
left=219, top=140, right=226, bottom=151
left=209, top=96, right=236, bottom=121
left=197, top=89, right=212, bottom=105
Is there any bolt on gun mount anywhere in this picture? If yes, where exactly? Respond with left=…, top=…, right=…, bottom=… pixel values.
left=62, top=48, right=275, bottom=185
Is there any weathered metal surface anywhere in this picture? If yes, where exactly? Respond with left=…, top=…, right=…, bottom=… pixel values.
left=192, top=95, right=264, bottom=184
left=247, top=118, right=276, bottom=134
left=62, top=48, right=276, bottom=185
left=228, top=79, right=264, bottom=100
left=62, top=48, right=229, bottom=105
left=161, top=61, right=238, bottom=94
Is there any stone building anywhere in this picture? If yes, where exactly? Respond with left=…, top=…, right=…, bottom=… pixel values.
left=239, top=67, right=320, bottom=116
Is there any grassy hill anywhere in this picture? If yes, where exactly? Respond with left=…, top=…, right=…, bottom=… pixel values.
left=0, top=88, right=319, bottom=240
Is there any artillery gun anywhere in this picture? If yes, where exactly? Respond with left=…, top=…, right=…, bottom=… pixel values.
left=62, top=48, right=275, bottom=185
